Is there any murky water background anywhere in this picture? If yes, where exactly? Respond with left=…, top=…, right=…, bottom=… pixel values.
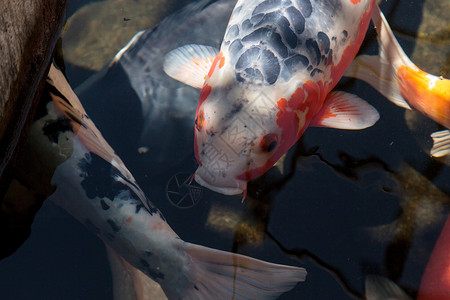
left=0, top=0, right=449, bottom=299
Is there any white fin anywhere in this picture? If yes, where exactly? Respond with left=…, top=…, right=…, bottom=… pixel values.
left=106, top=246, right=167, bottom=300
left=343, top=4, right=413, bottom=110
left=430, top=129, right=450, bottom=157
left=163, top=44, right=219, bottom=89
left=173, top=242, right=306, bottom=300
left=365, top=275, right=412, bottom=300
left=310, top=91, right=379, bottom=129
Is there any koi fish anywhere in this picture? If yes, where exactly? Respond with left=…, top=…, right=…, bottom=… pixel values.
left=344, top=5, right=450, bottom=158
left=28, top=64, right=306, bottom=299
left=164, top=0, right=380, bottom=195
left=417, top=215, right=450, bottom=300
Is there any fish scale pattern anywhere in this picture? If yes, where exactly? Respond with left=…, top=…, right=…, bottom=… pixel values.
left=223, top=0, right=339, bottom=85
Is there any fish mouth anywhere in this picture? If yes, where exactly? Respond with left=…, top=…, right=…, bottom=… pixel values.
left=195, top=168, right=246, bottom=196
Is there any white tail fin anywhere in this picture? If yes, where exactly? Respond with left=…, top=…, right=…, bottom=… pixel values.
left=172, top=242, right=307, bottom=300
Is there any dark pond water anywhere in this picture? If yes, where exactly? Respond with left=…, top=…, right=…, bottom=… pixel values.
left=0, top=0, right=449, bottom=299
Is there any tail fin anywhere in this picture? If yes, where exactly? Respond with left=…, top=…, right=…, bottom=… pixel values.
left=173, top=242, right=306, bottom=300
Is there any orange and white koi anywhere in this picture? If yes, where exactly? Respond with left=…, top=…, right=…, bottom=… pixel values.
left=344, top=5, right=450, bottom=158
left=164, top=0, right=380, bottom=195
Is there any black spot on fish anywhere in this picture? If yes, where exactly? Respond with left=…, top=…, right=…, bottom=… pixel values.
left=242, top=19, right=253, bottom=31
left=253, top=0, right=284, bottom=16
left=327, top=49, right=333, bottom=65
left=242, top=27, right=269, bottom=43
left=341, top=30, right=348, bottom=42
left=254, top=11, right=297, bottom=49
left=77, top=153, right=160, bottom=218
left=145, top=250, right=153, bottom=256
left=226, top=24, right=239, bottom=40
left=140, top=259, right=165, bottom=280
left=286, top=6, right=305, bottom=34
left=294, top=0, right=312, bottom=17
left=194, top=285, right=199, bottom=291
left=311, top=68, right=323, bottom=77
left=236, top=47, right=260, bottom=70
left=284, top=54, right=309, bottom=73
left=268, top=31, right=288, bottom=58
left=100, top=199, right=110, bottom=210
left=261, top=49, right=280, bottom=84
left=243, top=68, right=264, bottom=82
left=307, top=65, right=313, bottom=71
left=78, top=153, right=127, bottom=200
left=229, top=39, right=243, bottom=55
left=135, top=203, right=146, bottom=214
left=305, top=39, right=321, bottom=65
left=234, top=5, right=243, bottom=14
left=250, top=13, right=264, bottom=25
left=42, top=118, right=73, bottom=143
left=317, top=32, right=330, bottom=54
left=107, top=219, right=121, bottom=233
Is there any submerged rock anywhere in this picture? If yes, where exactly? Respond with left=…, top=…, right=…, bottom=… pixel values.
left=410, top=0, right=449, bottom=77
left=62, top=0, right=191, bottom=71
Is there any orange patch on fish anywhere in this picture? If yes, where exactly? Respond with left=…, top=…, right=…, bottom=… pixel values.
left=199, top=84, right=212, bottom=107
left=196, top=110, right=205, bottom=131
left=397, top=66, right=450, bottom=128
left=126, top=216, right=133, bottom=223
left=350, top=0, right=361, bottom=4
left=208, top=52, right=224, bottom=78
left=219, top=55, right=226, bottom=69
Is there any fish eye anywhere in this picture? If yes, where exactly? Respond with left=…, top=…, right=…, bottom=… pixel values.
left=260, top=133, right=278, bottom=152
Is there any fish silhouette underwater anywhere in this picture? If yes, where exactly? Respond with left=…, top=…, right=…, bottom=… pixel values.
left=164, top=0, right=381, bottom=196
left=20, top=63, right=306, bottom=299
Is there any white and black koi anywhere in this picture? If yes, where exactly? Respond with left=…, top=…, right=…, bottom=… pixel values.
left=25, top=64, right=306, bottom=299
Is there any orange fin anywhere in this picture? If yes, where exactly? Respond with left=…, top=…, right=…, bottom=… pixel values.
left=310, top=91, right=379, bottom=129
left=163, top=44, right=219, bottom=89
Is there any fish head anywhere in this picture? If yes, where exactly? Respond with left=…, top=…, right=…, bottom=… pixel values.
left=193, top=80, right=306, bottom=195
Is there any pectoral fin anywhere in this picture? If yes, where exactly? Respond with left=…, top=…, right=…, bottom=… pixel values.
left=163, top=44, right=219, bottom=89
left=310, top=91, right=379, bottom=129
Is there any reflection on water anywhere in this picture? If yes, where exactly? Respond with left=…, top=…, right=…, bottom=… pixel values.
left=0, top=0, right=449, bottom=299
